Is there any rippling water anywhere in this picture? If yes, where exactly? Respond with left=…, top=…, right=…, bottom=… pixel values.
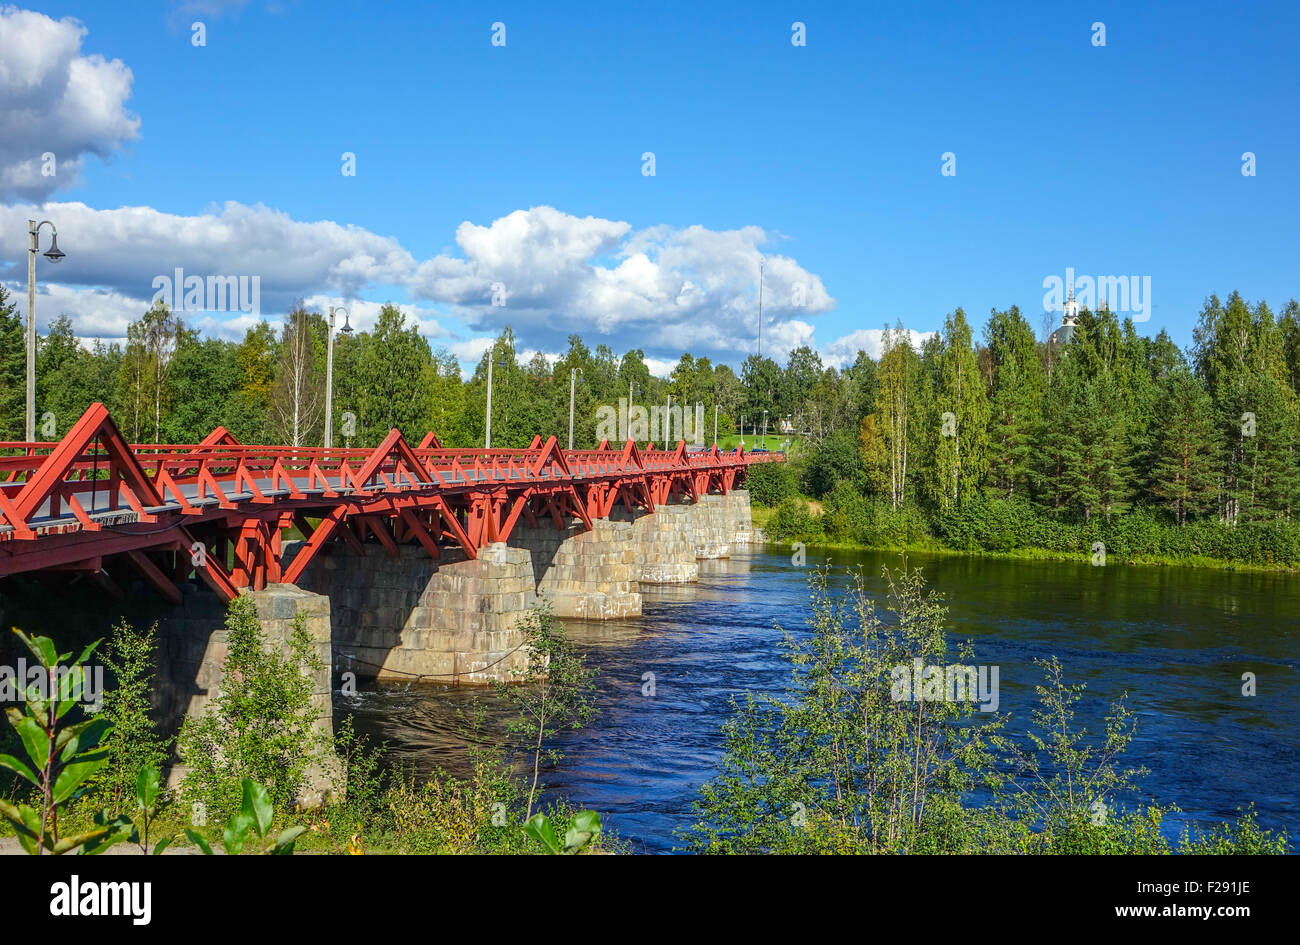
left=339, top=547, right=1300, bottom=853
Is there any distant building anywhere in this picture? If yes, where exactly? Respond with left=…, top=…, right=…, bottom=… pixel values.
left=1048, top=289, right=1080, bottom=354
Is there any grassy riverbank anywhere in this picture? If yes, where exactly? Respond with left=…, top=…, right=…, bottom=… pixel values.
left=751, top=502, right=1300, bottom=574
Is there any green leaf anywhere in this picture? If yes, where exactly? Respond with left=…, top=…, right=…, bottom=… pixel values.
left=56, top=666, right=84, bottom=718
left=563, top=828, right=593, bottom=851
left=14, top=717, right=49, bottom=771
left=83, top=816, right=135, bottom=854
left=52, top=825, right=115, bottom=855
left=75, top=639, right=101, bottom=666
left=53, top=758, right=105, bottom=804
left=0, top=753, right=40, bottom=788
left=572, top=810, right=602, bottom=836
left=183, top=829, right=214, bottom=855
left=135, top=766, right=161, bottom=811
left=0, top=798, right=39, bottom=836
left=56, top=717, right=111, bottom=761
left=151, top=834, right=175, bottom=855
left=13, top=629, right=57, bottom=669
left=523, top=813, right=561, bottom=854
left=223, top=813, right=252, bottom=856
left=272, top=825, right=307, bottom=855
left=241, top=779, right=273, bottom=839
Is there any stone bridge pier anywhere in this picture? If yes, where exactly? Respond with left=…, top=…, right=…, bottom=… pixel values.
left=281, top=489, right=757, bottom=685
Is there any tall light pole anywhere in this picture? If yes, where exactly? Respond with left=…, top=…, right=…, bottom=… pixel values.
left=567, top=367, right=580, bottom=450
left=627, top=382, right=640, bottom=444
left=26, top=220, right=65, bottom=442
left=757, top=254, right=765, bottom=361
left=485, top=348, right=495, bottom=449
left=762, top=410, right=769, bottom=448
left=484, top=342, right=505, bottom=449
left=713, top=403, right=719, bottom=447
left=324, top=306, right=352, bottom=449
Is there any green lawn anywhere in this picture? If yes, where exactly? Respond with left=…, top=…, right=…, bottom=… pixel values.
left=713, top=431, right=801, bottom=453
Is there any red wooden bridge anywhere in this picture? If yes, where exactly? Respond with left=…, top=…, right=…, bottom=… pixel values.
left=0, top=403, right=779, bottom=605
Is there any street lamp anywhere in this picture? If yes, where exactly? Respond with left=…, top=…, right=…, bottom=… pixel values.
left=567, top=367, right=582, bottom=451
left=324, top=305, right=353, bottom=449
left=713, top=403, right=719, bottom=447
left=762, top=410, right=769, bottom=448
left=26, top=220, right=65, bottom=442
left=627, top=381, right=641, bottom=443
left=485, top=343, right=507, bottom=449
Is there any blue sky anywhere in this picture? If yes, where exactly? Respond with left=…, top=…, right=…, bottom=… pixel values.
left=2, top=0, right=1297, bottom=373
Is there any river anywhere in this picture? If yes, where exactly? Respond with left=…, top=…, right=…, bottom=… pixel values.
left=339, top=546, right=1300, bottom=853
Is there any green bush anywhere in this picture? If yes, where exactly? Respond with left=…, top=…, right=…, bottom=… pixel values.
left=801, top=430, right=867, bottom=498
left=822, top=481, right=871, bottom=542
left=93, top=619, right=171, bottom=815
left=177, top=596, right=329, bottom=818
left=744, top=461, right=799, bottom=508
left=769, top=497, right=825, bottom=543
left=935, top=497, right=1039, bottom=552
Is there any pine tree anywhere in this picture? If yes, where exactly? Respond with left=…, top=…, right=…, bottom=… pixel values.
left=984, top=306, right=1043, bottom=498
left=0, top=286, right=27, bottom=440
left=1150, top=370, right=1218, bottom=525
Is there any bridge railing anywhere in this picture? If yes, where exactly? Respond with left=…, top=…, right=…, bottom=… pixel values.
left=0, top=402, right=782, bottom=538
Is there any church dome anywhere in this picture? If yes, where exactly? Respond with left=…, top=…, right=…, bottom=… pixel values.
left=1048, top=322, right=1075, bottom=351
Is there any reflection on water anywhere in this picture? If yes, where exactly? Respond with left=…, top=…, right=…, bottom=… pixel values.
left=340, top=547, right=1300, bottom=853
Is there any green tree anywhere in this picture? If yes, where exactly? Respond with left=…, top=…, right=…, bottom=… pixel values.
left=927, top=308, right=990, bottom=511
left=874, top=324, right=920, bottom=509
left=493, top=605, right=597, bottom=818
left=163, top=336, right=246, bottom=442
left=686, top=566, right=999, bottom=854
left=1150, top=370, right=1219, bottom=525
left=177, top=597, right=328, bottom=816
left=355, top=304, right=436, bottom=444
left=984, top=306, right=1044, bottom=499
left=0, top=285, right=23, bottom=439
left=94, top=620, right=171, bottom=814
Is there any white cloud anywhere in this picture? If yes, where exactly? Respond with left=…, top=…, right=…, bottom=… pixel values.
left=0, top=7, right=140, bottom=200
left=0, top=200, right=414, bottom=318
left=821, top=327, right=936, bottom=366
left=298, top=295, right=450, bottom=340
left=3, top=200, right=840, bottom=368
left=4, top=280, right=142, bottom=344
left=408, top=206, right=835, bottom=361
left=642, top=357, right=677, bottom=379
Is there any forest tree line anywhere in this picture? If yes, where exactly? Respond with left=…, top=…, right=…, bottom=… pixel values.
left=3, top=285, right=1299, bottom=534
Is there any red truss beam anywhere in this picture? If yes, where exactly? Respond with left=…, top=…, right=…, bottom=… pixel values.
left=0, top=403, right=784, bottom=602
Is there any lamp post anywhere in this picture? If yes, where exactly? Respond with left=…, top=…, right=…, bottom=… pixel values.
left=324, top=306, right=352, bottom=449
left=26, top=219, right=65, bottom=442
left=627, top=381, right=641, bottom=443
left=568, top=367, right=581, bottom=450
left=762, top=410, right=769, bottom=448
left=484, top=343, right=506, bottom=449
left=713, top=403, right=719, bottom=447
